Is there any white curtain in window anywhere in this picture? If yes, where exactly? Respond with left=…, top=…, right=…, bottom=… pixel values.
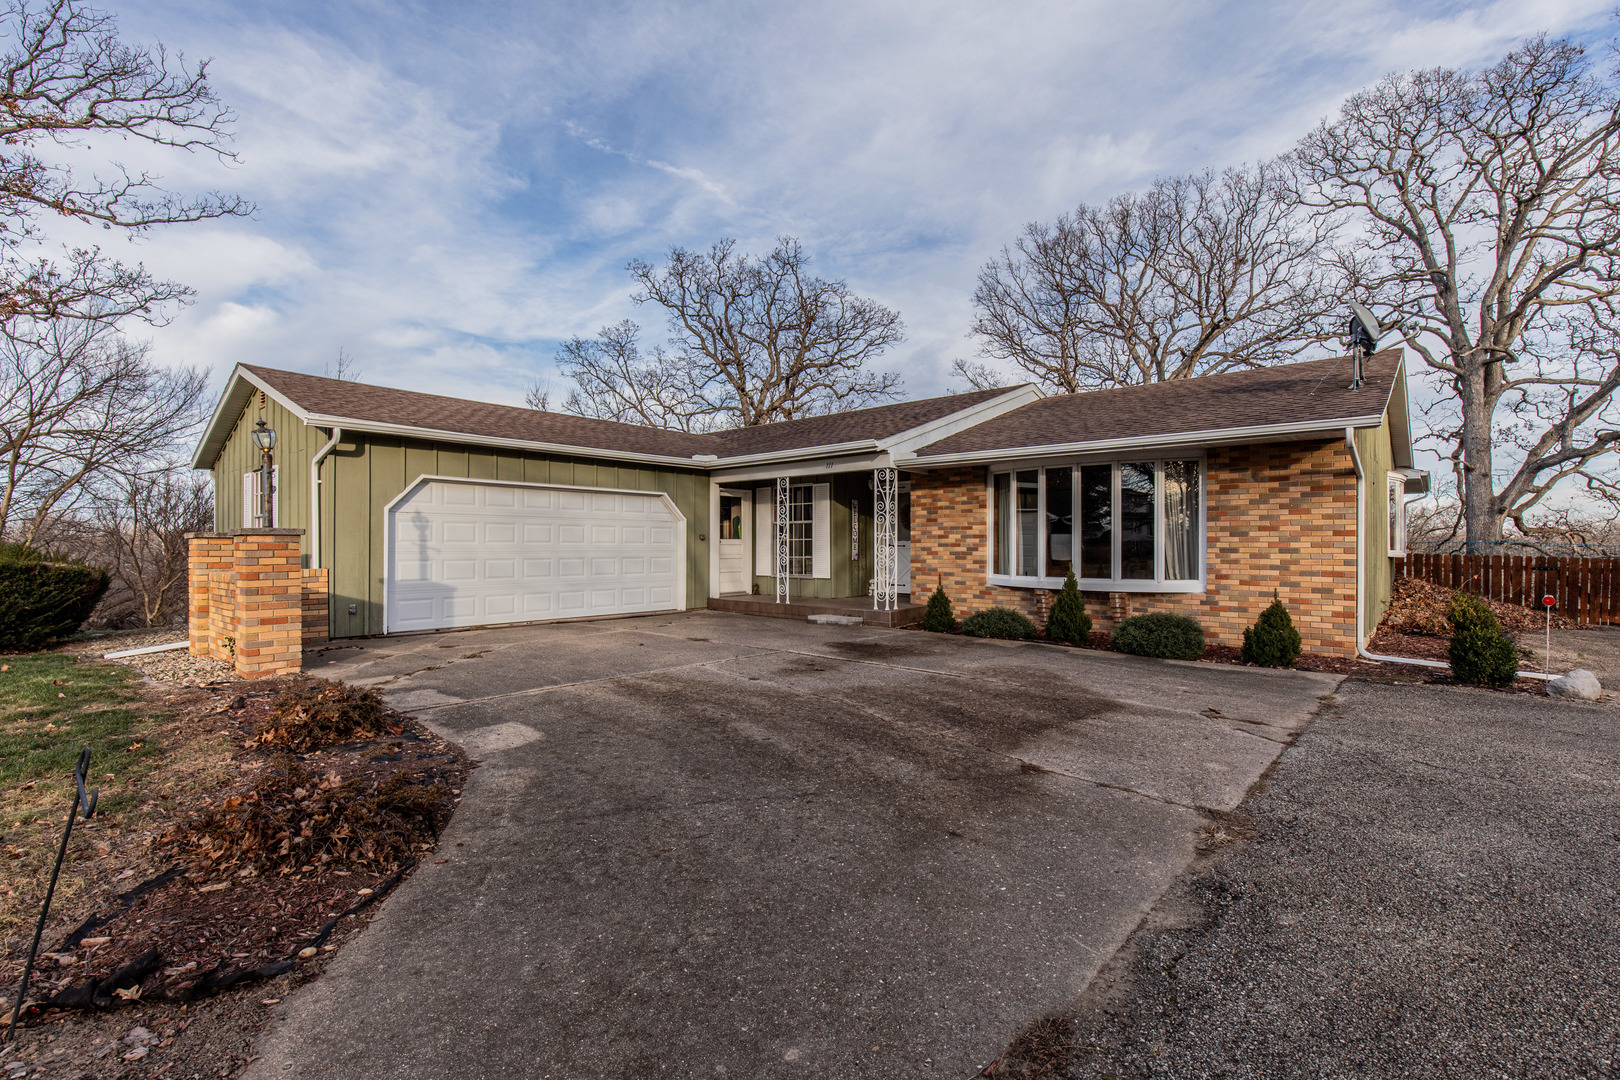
left=1162, top=461, right=1199, bottom=580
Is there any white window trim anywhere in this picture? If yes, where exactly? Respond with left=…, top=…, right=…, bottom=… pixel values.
left=985, top=457, right=1206, bottom=594
left=755, top=482, right=831, bottom=580
left=1387, top=472, right=1408, bottom=557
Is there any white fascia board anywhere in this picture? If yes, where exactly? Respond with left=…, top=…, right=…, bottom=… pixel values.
left=710, top=450, right=893, bottom=485
left=299, top=413, right=712, bottom=470
left=878, top=385, right=1042, bottom=456
left=190, top=365, right=313, bottom=470
left=899, top=414, right=1388, bottom=467
left=1387, top=356, right=1415, bottom=468
left=707, top=439, right=881, bottom=469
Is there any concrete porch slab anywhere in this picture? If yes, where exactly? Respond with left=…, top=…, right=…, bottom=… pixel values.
left=709, top=592, right=925, bottom=627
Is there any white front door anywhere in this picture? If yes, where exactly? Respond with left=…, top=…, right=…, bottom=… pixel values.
left=717, top=489, right=749, bottom=594
left=897, top=484, right=912, bottom=594
left=387, top=478, right=683, bottom=633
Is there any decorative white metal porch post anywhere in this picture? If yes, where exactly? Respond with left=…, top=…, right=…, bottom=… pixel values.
left=775, top=476, right=790, bottom=603
left=873, top=467, right=897, bottom=612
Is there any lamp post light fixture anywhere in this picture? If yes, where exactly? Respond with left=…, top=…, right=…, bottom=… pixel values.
left=252, top=420, right=276, bottom=527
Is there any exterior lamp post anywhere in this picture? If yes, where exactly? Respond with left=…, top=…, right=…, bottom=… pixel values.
left=251, top=420, right=276, bottom=527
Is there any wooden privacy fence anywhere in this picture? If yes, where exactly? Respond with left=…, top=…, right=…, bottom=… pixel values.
left=1398, top=553, right=1620, bottom=627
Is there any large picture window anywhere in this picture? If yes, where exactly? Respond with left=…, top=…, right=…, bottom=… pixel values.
left=989, top=459, right=1203, bottom=591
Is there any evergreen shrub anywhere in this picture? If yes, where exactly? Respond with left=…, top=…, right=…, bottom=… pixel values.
left=1045, top=571, right=1092, bottom=646
left=922, top=579, right=956, bottom=633
left=0, top=544, right=110, bottom=652
left=1241, top=591, right=1303, bottom=667
left=1447, top=593, right=1520, bottom=687
left=961, top=606, right=1036, bottom=640
left=1112, top=612, right=1205, bottom=660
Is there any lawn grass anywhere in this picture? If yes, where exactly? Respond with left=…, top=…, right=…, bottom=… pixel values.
left=0, top=652, right=161, bottom=796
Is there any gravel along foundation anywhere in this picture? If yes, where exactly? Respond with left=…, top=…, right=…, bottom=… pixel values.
left=0, top=649, right=469, bottom=1077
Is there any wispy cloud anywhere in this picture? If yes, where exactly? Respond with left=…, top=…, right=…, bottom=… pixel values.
left=97, top=0, right=1613, bottom=426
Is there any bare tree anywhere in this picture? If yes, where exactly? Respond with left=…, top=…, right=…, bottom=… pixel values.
left=324, top=347, right=361, bottom=381
left=522, top=380, right=551, bottom=411
left=628, top=237, right=904, bottom=426
left=0, top=316, right=207, bottom=545
left=90, top=462, right=211, bottom=625
left=0, top=0, right=249, bottom=327
left=949, top=357, right=1008, bottom=391
left=551, top=320, right=720, bottom=431
left=1293, top=35, right=1620, bottom=543
left=971, top=162, right=1342, bottom=393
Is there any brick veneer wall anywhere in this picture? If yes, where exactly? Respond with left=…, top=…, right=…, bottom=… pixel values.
left=302, top=569, right=329, bottom=646
left=186, top=530, right=318, bottom=678
left=909, top=439, right=1361, bottom=657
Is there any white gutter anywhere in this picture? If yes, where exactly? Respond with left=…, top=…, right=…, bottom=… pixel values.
left=309, top=425, right=342, bottom=570
left=905, top=414, right=1388, bottom=468
left=1343, top=426, right=1552, bottom=680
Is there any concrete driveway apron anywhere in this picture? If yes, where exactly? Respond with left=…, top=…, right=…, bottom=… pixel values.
left=247, top=611, right=1339, bottom=1079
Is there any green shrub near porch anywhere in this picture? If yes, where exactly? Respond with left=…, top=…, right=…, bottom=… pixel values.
left=1112, top=612, right=1205, bottom=660
left=1242, top=592, right=1303, bottom=668
left=961, top=607, right=1035, bottom=640
left=1045, top=571, right=1091, bottom=646
left=922, top=580, right=956, bottom=632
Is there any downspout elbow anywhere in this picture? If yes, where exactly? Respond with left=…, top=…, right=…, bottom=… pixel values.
left=309, top=426, right=342, bottom=571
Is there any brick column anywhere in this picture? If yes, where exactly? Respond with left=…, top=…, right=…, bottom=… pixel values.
left=186, top=533, right=233, bottom=657
left=1109, top=592, right=1132, bottom=621
left=301, top=568, right=330, bottom=646
left=231, top=529, right=305, bottom=679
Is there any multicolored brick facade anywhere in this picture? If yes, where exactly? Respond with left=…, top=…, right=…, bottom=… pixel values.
left=908, top=439, right=1364, bottom=657
left=186, top=530, right=323, bottom=678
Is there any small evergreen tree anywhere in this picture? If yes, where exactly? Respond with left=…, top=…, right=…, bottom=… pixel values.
left=1241, top=590, right=1303, bottom=667
left=1046, top=570, right=1092, bottom=646
left=922, top=576, right=955, bottom=633
left=1447, top=593, right=1520, bottom=687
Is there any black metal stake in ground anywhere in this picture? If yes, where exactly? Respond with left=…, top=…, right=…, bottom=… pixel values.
left=5, top=747, right=98, bottom=1042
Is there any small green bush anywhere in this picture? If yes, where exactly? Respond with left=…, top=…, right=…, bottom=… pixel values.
left=961, top=606, right=1036, bottom=640
left=1241, top=591, right=1303, bottom=668
left=922, top=579, right=956, bottom=633
left=1045, top=571, right=1092, bottom=646
left=0, top=544, right=109, bottom=652
left=1112, top=612, right=1205, bottom=660
left=1447, top=594, right=1519, bottom=687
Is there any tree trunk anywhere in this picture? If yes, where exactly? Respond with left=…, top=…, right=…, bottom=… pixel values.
left=1459, top=359, right=1503, bottom=545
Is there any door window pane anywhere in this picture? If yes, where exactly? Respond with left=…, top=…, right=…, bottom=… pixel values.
left=1163, top=461, right=1200, bottom=580
left=1120, top=463, right=1155, bottom=579
left=1017, top=470, right=1039, bottom=576
left=719, top=495, right=742, bottom=540
left=1045, top=467, right=1073, bottom=578
left=1079, top=464, right=1112, bottom=579
left=994, top=473, right=1012, bottom=576
left=788, top=485, right=813, bottom=576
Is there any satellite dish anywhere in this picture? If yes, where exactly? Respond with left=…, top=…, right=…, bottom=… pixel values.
left=1345, top=300, right=1381, bottom=390
left=1348, top=300, right=1381, bottom=354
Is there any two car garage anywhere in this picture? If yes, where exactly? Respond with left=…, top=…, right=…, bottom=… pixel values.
left=385, top=477, right=686, bottom=634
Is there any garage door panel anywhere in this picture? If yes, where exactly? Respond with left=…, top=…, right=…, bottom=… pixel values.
left=388, top=479, right=681, bottom=633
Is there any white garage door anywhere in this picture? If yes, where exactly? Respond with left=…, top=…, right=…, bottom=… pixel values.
left=387, top=479, right=683, bottom=634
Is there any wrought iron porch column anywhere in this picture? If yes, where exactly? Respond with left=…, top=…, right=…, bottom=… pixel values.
left=874, top=467, right=897, bottom=612
left=775, top=476, right=789, bottom=603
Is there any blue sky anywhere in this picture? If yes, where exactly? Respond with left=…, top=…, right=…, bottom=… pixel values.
left=88, top=0, right=1613, bottom=421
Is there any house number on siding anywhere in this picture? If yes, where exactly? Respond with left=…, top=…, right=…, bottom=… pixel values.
left=851, top=498, right=859, bottom=560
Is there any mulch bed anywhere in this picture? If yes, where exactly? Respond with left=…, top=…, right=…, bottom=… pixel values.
left=1, top=670, right=469, bottom=1076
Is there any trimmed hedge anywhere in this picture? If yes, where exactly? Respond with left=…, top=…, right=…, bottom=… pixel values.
left=0, top=544, right=109, bottom=652
left=922, top=579, right=956, bottom=633
left=1045, top=571, right=1092, bottom=646
left=1242, top=591, right=1303, bottom=668
left=1112, top=612, right=1205, bottom=660
left=1447, top=593, right=1519, bottom=687
left=961, top=606, right=1036, bottom=640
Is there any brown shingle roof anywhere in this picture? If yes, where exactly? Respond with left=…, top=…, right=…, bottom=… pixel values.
left=914, top=351, right=1403, bottom=458
left=239, top=366, right=1013, bottom=462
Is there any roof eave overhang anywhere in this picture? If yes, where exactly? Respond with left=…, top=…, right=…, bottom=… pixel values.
left=706, top=439, right=882, bottom=468
left=191, top=365, right=312, bottom=470
left=900, top=414, right=1390, bottom=468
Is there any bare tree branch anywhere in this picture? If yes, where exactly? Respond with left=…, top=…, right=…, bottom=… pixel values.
left=554, top=319, right=722, bottom=432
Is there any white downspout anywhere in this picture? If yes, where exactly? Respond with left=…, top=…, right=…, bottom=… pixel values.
left=309, top=426, right=342, bottom=570
left=1344, top=427, right=1552, bottom=680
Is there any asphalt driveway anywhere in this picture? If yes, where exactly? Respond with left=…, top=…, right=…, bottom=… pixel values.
left=247, top=612, right=1339, bottom=1079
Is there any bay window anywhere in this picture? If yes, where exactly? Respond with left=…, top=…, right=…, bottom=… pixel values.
left=989, top=458, right=1204, bottom=590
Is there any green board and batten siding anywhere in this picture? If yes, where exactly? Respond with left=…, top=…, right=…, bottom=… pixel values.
left=210, top=398, right=711, bottom=639
left=1356, top=411, right=1398, bottom=642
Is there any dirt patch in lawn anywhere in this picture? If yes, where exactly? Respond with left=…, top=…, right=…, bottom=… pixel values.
left=0, top=650, right=469, bottom=1077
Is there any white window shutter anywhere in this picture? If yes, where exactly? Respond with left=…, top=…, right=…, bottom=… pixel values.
left=755, top=488, right=772, bottom=575
left=242, top=472, right=255, bottom=527
left=812, top=483, right=830, bottom=579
